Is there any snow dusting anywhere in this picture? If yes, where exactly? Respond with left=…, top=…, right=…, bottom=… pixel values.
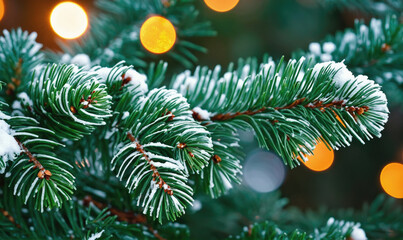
left=125, top=69, right=148, bottom=93
left=193, top=107, right=211, bottom=120
left=88, top=230, right=105, bottom=240
left=0, top=119, right=21, bottom=173
left=70, top=54, right=91, bottom=68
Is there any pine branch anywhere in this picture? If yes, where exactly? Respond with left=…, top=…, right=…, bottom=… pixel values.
left=293, top=15, right=403, bottom=104
left=110, top=87, right=213, bottom=222
left=172, top=56, right=389, bottom=169
left=0, top=29, right=43, bottom=100
left=228, top=218, right=358, bottom=240
left=317, top=0, right=403, bottom=16
left=29, top=64, right=113, bottom=140
left=83, top=195, right=167, bottom=240
left=50, top=0, right=216, bottom=69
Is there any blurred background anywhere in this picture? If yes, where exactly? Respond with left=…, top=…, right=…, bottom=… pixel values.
left=1, top=0, right=402, bottom=236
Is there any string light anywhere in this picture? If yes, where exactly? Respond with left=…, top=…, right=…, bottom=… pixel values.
left=244, top=150, right=286, bottom=193
left=380, top=162, right=403, bottom=199
left=140, top=16, right=176, bottom=54
left=300, top=140, right=334, bottom=171
left=204, top=0, right=239, bottom=12
left=0, top=0, right=4, bottom=22
left=50, top=2, right=88, bottom=39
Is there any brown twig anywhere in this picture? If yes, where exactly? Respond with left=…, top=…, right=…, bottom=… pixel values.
left=0, top=208, right=20, bottom=228
left=6, top=58, right=22, bottom=95
left=127, top=132, right=173, bottom=195
left=83, top=196, right=166, bottom=240
left=201, top=98, right=369, bottom=122
left=15, top=138, right=52, bottom=180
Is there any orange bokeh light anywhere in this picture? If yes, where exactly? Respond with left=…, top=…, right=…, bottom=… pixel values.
left=0, top=0, right=4, bottom=22
left=50, top=2, right=88, bottom=39
left=140, top=16, right=176, bottom=54
left=204, top=0, right=239, bottom=12
left=299, top=140, right=334, bottom=171
left=380, top=162, right=403, bottom=199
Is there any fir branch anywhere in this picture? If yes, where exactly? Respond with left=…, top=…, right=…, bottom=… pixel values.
left=30, top=64, right=113, bottom=140
left=51, top=0, right=216, bottom=69
left=83, top=195, right=167, bottom=240
left=0, top=29, right=43, bottom=100
left=15, top=138, right=52, bottom=180
left=172, top=56, right=389, bottom=168
left=292, top=15, right=403, bottom=104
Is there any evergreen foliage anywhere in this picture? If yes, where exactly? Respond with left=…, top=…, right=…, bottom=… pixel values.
left=0, top=0, right=401, bottom=239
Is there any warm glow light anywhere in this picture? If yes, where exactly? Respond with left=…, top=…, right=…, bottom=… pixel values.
left=204, top=0, right=240, bottom=12
left=380, top=162, right=403, bottom=199
left=140, top=16, right=176, bottom=54
left=300, top=140, right=334, bottom=171
left=0, top=0, right=4, bottom=22
left=50, top=2, right=88, bottom=39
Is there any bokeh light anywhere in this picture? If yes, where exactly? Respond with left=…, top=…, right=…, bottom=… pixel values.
left=204, top=0, right=240, bottom=12
left=50, top=2, right=88, bottom=39
left=244, top=150, right=286, bottom=193
left=140, top=16, right=176, bottom=54
left=300, top=140, right=334, bottom=171
left=380, top=162, right=403, bottom=199
left=0, top=0, right=4, bottom=22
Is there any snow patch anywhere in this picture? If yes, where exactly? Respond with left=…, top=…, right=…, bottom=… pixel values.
left=125, top=69, right=148, bottom=93
left=193, top=107, right=211, bottom=120
left=70, top=54, right=91, bottom=68
left=0, top=119, right=21, bottom=173
left=88, top=230, right=105, bottom=240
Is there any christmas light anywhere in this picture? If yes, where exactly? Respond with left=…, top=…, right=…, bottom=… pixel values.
left=50, top=2, right=88, bottom=39
left=140, top=16, right=176, bottom=54
left=204, top=0, right=239, bottom=12
left=300, top=140, right=334, bottom=171
left=244, top=150, right=286, bottom=193
left=0, top=0, right=4, bottom=22
left=380, top=162, right=403, bottom=199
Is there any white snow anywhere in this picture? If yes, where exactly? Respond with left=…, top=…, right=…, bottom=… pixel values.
left=0, top=120, right=21, bottom=173
left=370, top=18, right=382, bottom=39
left=88, top=230, right=105, bottom=240
left=17, top=92, right=33, bottom=107
left=70, top=54, right=91, bottom=67
left=312, top=61, right=354, bottom=88
left=125, top=69, right=148, bottom=93
left=320, top=53, right=332, bottom=62
left=309, top=42, right=321, bottom=55
left=173, top=70, right=198, bottom=96
left=60, top=54, right=71, bottom=63
left=327, top=217, right=335, bottom=226
left=323, top=42, right=336, bottom=53
left=122, top=111, right=130, bottom=120
left=350, top=227, right=367, bottom=240
left=193, top=107, right=211, bottom=120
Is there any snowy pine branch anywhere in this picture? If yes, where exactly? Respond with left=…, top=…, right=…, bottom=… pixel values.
left=228, top=218, right=364, bottom=240
left=293, top=15, right=403, bottom=103
left=172, top=56, right=389, bottom=171
left=51, top=0, right=215, bottom=69
left=0, top=29, right=42, bottom=98
left=318, top=0, right=403, bottom=16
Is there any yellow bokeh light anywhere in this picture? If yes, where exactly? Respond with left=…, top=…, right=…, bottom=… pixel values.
left=380, top=162, right=403, bottom=199
left=50, top=2, right=88, bottom=39
left=140, top=16, right=176, bottom=54
left=204, top=0, right=240, bottom=12
left=299, top=140, right=334, bottom=171
left=0, top=0, right=4, bottom=22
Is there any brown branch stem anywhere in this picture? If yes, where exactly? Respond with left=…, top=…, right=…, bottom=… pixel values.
left=83, top=196, right=166, bottom=240
left=200, top=98, right=369, bottom=122
left=126, top=132, right=173, bottom=195
left=15, top=138, right=52, bottom=180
